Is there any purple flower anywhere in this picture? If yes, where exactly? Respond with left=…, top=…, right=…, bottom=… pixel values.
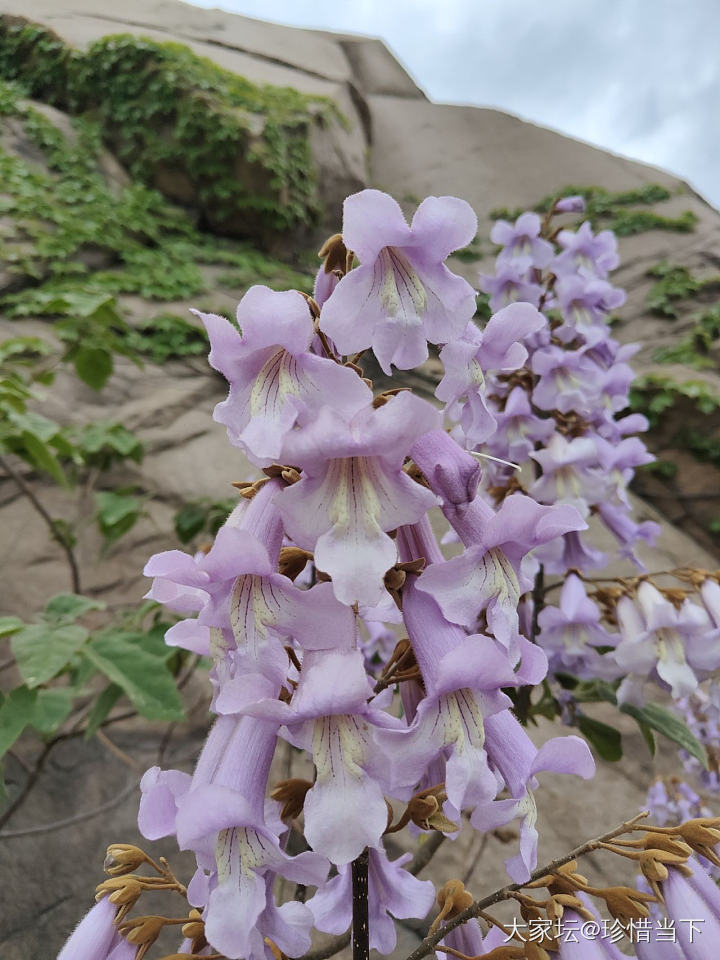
left=279, top=391, right=440, bottom=606
left=438, top=918, right=505, bottom=960
left=319, top=189, right=478, bottom=373
left=479, top=258, right=542, bottom=313
left=144, top=481, right=355, bottom=699
left=243, top=648, right=400, bottom=864
left=487, top=386, right=555, bottom=462
left=556, top=907, right=627, bottom=959
left=57, top=896, right=118, bottom=960
left=555, top=221, right=620, bottom=277
left=472, top=710, right=594, bottom=881
left=555, top=195, right=586, bottom=213
left=554, top=274, right=626, bottom=339
left=491, top=212, right=554, bottom=268
left=416, top=492, right=585, bottom=649
left=530, top=435, right=610, bottom=514
left=309, top=845, right=435, bottom=954
left=531, top=344, right=603, bottom=415
left=173, top=718, right=327, bottom=960
left=382, top=578, right=547, bottom=813
left=435, top=303, right=546, bottom=446
left=197, top=286, right=371, bottom=464
left=663, top=860, right=720, bottom=960
left=614, top=583, right=720, bottom=704
left=537, top=573, right=620, bottom=679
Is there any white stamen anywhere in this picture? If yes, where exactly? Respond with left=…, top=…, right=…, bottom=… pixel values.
left=469, top=450, right=522, bottom=471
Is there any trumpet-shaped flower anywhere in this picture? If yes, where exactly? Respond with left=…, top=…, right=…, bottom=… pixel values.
left=57, top=897, right=119, bottom=960
left=198, top=286, right=371, bottom=465
left=309, top=845, right=435, bottom=954
left=537, top=573, right=619, bottom=678
left=280, top=391, right=440, bottom=606
left=491, top=212, right=554, bottom=268
left=319, top=189, right=477, bottom=373
left=242, top=648, right=400, bottom=864
left=417, top=492, right=585, bottom=649
left=614, top=583, right=720, bottom=704
left=435, top=303, right=546, bottom=445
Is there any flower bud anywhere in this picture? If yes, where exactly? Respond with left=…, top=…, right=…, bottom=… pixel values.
left=104, top=843, right=147, bottom=876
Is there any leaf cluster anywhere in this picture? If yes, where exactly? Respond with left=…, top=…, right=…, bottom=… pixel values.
left=0, top=594, right=185, bottom=798
left=0, top=18, right=331, bottom=234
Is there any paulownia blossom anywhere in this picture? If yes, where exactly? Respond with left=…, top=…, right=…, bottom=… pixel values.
left=490, top=211, right=554, bottom=268
left=198, top=285, right=371, bottom=465
left=309, top=845, right=436, bottom=953
left=279, top=390, right=441, bottom=606
left=319, top=189, right=478, bottom=372
left=614, top=583, right=720, bottom=704
left=416, top=491, right=585, bottom=651
left=144, top=480, right=354, bottom=697
left=240, top=648, right=401, bottom=864
left=436, top=301, right=546, bottom=446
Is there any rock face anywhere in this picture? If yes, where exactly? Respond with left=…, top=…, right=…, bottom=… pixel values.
left=1, top=3, right=720, bottom=959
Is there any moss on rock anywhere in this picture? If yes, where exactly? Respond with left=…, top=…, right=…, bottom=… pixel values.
left=0, top=17, right=333, bottom=239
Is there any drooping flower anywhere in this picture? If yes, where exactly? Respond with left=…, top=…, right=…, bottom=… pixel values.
left=144, top=481, right=355, bottom=697
left=381, top=576, right=546, bottom=814
left=554, top=195, right=586, bottom=213
left=436, top=302, right=546, bottom=445
left=491, top=212, right=554, bottom=268
left=57, top=896, right=119, bottom=960
left=662, top=859, right=720, bottom=960
left=479, top=257, right=542, bottom=313
left=536, top=573, right=619, bottom=679
left=472, top=710, right=594, bottom=881
left=319, top=189, right=478, bottom=373
left=614, top=583, right=720, bottom=704
left=241, top=648, right=400, bottom=864
left=554, top=220, right=620, bottom=277
left=197, top=286, right=371, bottom=464
left=416, top=492, right=585, bottom=650
left=173, top=717, right=327, bottom=960
left=309, top=844, right=436, bottom=954
left=279, top=390, right=440, bottom=606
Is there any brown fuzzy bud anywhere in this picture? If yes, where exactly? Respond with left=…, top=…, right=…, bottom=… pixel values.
left=96, top=876, right=143, bottom=908
left=318, top=233, right=348, bottom=276
left=429, top=879, right=474, bottom=935
left=278, top=547, right=313, bottom=581
left=600, top=885, right=656, bottom=925
left=104, top=843, right=147, bottom=876
left=181, top=908, right=205, bottom=943
left=117, top=914, right=167, bottom=948
left=270, top=778, right=313, bottom=821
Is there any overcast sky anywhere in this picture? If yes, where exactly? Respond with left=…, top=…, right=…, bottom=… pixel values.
left=188, top=0, right=719, bottom=207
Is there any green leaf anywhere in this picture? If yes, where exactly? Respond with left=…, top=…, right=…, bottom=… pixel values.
left=20, top=430, right=66, bottom=485
left=84, top=684, right=123, bottom=740
left=83, top=631, right=184, bottom=722
left=44, top=593, right=106, bottom=623
left=174, top=501, right=209, bottom=544
left=74, top=346, right=113, bottom=390
left=0, top=686, right=37, bottom=758
left=31, top=688, right=74, bottom=734
left=620, top=701, right=708, bottom=768
left=11, top=623, right=88, bottom=688
left=578, top=714, right=623, bottom=762
left=95, top=491, right=141, bottom=545
left=0, top=616, right=24, bottom=638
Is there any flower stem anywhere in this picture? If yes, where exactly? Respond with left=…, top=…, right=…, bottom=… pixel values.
left=352, top=848, right=370, bottom=960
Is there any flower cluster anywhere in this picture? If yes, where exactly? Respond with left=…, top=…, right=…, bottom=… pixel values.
left=56, top=189, right=720, bottom=960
